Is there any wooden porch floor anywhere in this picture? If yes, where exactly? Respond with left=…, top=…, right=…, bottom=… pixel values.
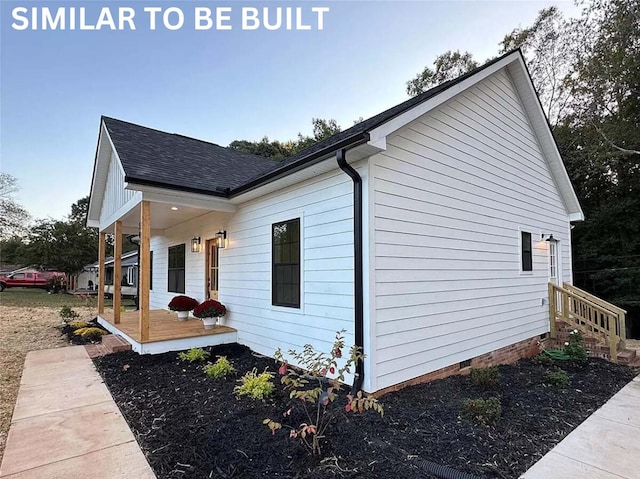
left=99, top=309, right=235, bottom=343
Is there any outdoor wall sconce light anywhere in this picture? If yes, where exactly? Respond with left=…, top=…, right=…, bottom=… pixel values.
left=541, top=233, right=555, bottom=242
left=191, top=236, right=202, bottom=253
left=215, top=230, right=227, bottom=249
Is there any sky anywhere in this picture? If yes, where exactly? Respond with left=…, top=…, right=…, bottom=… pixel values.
left=0, top=0, right=581, bottom=221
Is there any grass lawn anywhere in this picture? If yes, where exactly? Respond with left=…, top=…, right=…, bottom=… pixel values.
left=0, top=288, right=135, bottom=309
left=0, top=289, right=131, bottom=463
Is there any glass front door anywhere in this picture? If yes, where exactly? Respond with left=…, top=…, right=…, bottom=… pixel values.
left=206, top=240, right=219, bottom=300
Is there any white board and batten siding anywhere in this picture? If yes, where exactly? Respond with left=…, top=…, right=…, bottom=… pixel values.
left=99, top=151, right=139, bottom=229
left=371, top=69, right=574, bottom=391
left=148, top=163, right=367, bottom=375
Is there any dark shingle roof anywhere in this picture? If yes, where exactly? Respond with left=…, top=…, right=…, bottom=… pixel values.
left=102, top=51, right=517, bottom=197
left=102, top=117, right=280, bottom=195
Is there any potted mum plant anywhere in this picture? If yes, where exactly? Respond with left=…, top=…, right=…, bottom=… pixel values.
left=193, top=299, right=227, bottom=329
left=168, top=295, right=199, bottom=321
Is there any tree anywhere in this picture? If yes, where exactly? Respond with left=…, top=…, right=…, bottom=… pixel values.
left=0, top=173, right=30, bottom=239
left=0, top=236, right=26, bottom=267
left=19, top=196, right=102, bottom=275
left=566, top=0, right=640, bottom=158
left=295, top=118, right=342, bottom=152
left=229, top=137, right=297, bottom=161
left=229, top=118, right=342, bottom=160
left=500, top=7, right=572, bottom=125
left=406, top=50, right=479, bottom=96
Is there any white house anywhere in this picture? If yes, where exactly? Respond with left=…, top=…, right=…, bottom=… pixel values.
left=87, top=50, right=596, bottom=393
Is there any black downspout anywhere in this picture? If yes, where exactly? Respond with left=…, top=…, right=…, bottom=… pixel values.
left=336, top=148, right=364, bottom=393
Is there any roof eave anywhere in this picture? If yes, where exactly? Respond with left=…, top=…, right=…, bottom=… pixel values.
left=228, top=132, right=371, bottom=198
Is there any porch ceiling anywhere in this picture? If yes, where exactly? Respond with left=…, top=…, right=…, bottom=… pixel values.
left=116, top=201, right=225, bottom=232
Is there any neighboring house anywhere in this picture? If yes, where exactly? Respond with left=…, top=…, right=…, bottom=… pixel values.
left=73, top=261, right=99, bottom=291
left=103, top=251, right=138, bottom=297
left=87, top=50, right=608, bottom=393
left=73, top=251, right=138, bottom=296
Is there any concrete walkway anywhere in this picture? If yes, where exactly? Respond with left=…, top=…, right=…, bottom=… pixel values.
left=0, top=346, right=155, bottom=479
left=522, top=374, right=640, bottom=479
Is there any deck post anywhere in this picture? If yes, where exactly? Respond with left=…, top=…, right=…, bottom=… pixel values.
left=98, top=231, right=106, bottom=315
left=618, top=311, right=627, bottom=350
left=139, top=200, right=151, bottom=342
left=113, top=221, right=122, bottom=324
left=548, top=283, right=556, bottom=339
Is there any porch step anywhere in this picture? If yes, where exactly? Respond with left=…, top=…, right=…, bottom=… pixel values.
left=102, top=334, right=132, bottom=353
left=616, top=348, right=637, bottom=365
left=85, top=335, right=132, bottom=358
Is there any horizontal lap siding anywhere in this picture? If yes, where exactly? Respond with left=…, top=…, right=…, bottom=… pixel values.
left=149, top=211, right=227, bottom=310
left=222, top=165, right=364, bottom=361
left=373, top=70, right=572, bottom=391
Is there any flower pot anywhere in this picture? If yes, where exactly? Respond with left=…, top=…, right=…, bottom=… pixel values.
left=201, top=317, right=218, bottom=330
left=177, top=311, right=189, bottom=321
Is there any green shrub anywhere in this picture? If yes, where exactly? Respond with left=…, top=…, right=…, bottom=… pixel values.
left=545, top=368, right=570, bottom=388
left=234, top=368, right=274, bottom=400
left=59, top=306, right=80, bottom=321
left=68, top=320, right=90, bottom=330
left=534, top=352, right=554, bottom=366
left=178, top=348, right=210, bottom=363
left=461, top=398, right=502, bottom=427
left=204, top=356, right=235, bottom=379
left=564, top=329, right=587, bottom=361
left=469, top=366, right=500, bottom=388
left=73, top=327, right=107, bottom=341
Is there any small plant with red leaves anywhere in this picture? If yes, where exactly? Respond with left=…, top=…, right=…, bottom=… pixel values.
left=168, top=295, right=199, bottom=312
left=192, top=299, right=227, bottom=318
left=264, top=330, right=383, bottom=455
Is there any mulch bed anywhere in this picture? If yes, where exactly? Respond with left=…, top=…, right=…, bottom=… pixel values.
left=60, top=318, right=109, bottom=345
left=94, top=344, right=637, bottom=479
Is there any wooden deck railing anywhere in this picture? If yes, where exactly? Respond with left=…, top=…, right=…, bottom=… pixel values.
left=548, top=282, right=627, bottom=362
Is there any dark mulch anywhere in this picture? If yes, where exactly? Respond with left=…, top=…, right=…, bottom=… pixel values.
left=60, top=318, right=109, bottom=344
left=94, top=345, right=637, bottom=479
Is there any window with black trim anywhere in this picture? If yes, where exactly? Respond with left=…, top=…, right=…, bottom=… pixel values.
left=149, top=251, right=153, bottom=290
left=168, top=244, right=185, bottom=293
left=521, top=231, right=533, bottom=272
left=272, top=218, right=300, bottom=308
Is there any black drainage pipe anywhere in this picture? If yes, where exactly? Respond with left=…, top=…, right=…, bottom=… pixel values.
left=336, top=148, right=364, bottom=394
left=409, top=457, right=485, bottom=479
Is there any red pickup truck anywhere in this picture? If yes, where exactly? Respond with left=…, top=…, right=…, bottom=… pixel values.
left=0, top=271, right=66, bottom=292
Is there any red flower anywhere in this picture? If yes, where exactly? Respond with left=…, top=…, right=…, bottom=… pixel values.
left=278, top=363, right=288, bottom=375
left=168, top=295, right=199, bottom=312
left=193, top=299, right=227, bottom=318
left=329, top=367, right=335, bottom=374
left=333, top=348, right=342, bottom=358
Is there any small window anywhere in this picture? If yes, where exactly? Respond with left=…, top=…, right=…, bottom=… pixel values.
left=549, top=240, right=557, bottom=280
left=168, top=244, right=185, bottom=293
left=272, top=218, right=300, bottom=308
left=521, top=231, right=533, bottom=272
left=127, top=267, right=136, bottom=287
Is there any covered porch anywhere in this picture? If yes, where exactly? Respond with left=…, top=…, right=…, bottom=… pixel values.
left=97, top=309, right=237, bottom=354
left=87, top=119, right=238, bottom=353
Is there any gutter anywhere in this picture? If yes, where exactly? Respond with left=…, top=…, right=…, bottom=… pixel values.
left=229, top=133, right=370, bottom=198
left=336, top=148, right=365, bottom=393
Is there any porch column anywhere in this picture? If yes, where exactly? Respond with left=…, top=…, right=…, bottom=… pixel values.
left=98, top=231, right=106, bottom=314
left=113, top=221, right=122, bottom=324
left=139, top=200, right=151, bottom=342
